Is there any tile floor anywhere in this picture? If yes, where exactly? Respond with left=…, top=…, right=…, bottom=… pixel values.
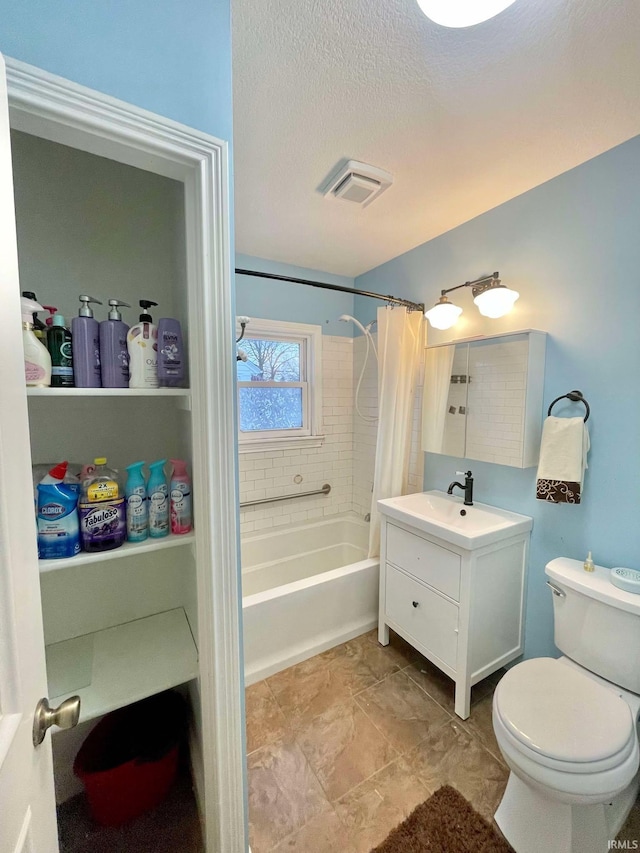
left=246, top=629, right=640, bottom=853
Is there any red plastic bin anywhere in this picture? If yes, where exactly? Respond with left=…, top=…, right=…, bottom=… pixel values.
left=74, top=691, right=185, bottom=827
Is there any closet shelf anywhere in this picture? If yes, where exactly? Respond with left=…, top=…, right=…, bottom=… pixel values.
left=39, top=533, right=196, bottom=573
left=27, top=387, right=190, bottom=397
left=46, top=608, right=199, bottom=724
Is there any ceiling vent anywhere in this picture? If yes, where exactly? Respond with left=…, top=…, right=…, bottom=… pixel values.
left=321, top=160, right=393, bottom=207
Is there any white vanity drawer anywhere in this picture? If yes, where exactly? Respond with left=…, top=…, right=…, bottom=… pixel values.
left=385, top=565, right=459, bottom=670
left=386, top=523, right=461, bottom=601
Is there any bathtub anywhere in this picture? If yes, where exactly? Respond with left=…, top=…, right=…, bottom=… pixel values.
left=241, top=515, right=379, bottom=684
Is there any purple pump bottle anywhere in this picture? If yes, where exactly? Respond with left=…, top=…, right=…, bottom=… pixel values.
left=157, top=318, right=185, bottom=387
left=72, top=295, right=102, bottom=387
left=100, top=299, right=130, bottom=387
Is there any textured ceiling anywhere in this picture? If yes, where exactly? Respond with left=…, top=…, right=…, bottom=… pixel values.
left=232, top=0, right=640, bottom=277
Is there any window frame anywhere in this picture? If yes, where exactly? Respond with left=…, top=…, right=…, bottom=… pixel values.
left=237, top=318, right=323, bottom=453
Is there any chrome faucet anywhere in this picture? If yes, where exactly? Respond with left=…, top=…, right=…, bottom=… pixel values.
left=447, top=470, right=474, bottom=506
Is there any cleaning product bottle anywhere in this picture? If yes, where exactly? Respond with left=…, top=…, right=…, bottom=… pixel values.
left=41, top=305, right=59, bottom=351
left=127, top=300, right=158, bottom=389
left=157, top=318, right=185, bottom=387
left=79, top=458, right=126, bottom=552
left=37, top=461, right=81, bottom=559
left=148, top=459, right=169, bottom=538
left=125, top=461, right=148, bottom=542
left=584, top=551, right=595, bottom=572
left=46, top=313, right=74, bottom=387
left=21, top=296, right=52, bottom=387
left=22, top=291, right=47, bottom=345
left=100, top=299, right=131, bottom=388
left=72, top=295, right=102, bottom=388
left=169, top=459, right=192, bottom=535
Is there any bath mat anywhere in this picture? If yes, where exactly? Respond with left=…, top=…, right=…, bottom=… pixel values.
left=370, top=785, right=513, bottom=853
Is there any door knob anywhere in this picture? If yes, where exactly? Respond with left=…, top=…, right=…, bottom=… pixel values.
left=33, top=696, right=81, bottom=747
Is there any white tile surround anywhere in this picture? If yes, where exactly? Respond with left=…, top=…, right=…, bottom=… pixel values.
left=239, top=335, right=355, bottom=535
left=238, top=331, right=425, bottom=538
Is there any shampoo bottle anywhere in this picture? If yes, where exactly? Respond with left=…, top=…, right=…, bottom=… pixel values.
left=157, top=318, right=185, bottom=387
left=125, top=461, right=148, bottom=542
left=47, top=314, right=74, bottom=387
left=170, top=459, right=192, bottom=534
left=21, top=296, right=52, bottom=387
left=127, top=300, right=158, bottom=388
left=148, top=459, right=169, bottom=538
left=100, top=299, right=131, bottom=388
left=79, top=458, right=126, bottom=552
left=72, top=295, right=102, bottom=388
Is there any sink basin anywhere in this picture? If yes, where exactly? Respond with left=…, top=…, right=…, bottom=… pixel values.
left=377, top=490, right=532, bottom=550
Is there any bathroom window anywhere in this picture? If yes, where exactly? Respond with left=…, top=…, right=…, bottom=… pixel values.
left=237, top=318, right=323, bottom=452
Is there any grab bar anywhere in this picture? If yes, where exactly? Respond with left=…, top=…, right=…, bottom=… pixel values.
left=240, top=483, right=331, bottom=509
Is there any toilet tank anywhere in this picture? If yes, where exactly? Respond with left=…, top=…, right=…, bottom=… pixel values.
left=546, top=558, right=640, bottom=695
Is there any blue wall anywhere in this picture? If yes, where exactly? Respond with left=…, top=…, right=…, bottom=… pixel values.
left=236, top=254, right=355, bottom=337
left=0, top=0, right=233, bottom=142
left=356, top=136, right=640, bottom=659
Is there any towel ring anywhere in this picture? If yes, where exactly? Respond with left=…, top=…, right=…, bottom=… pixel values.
left=547, top=390, right=590, bottom=422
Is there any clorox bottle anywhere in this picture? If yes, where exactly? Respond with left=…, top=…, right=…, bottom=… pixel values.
left=37, top=461, right=80, bottom=559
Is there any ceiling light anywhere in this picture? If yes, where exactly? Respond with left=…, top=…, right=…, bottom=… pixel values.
left=416, top=0, right=517, bottom=28
left=424, top=272, right=519, bottom=329
left=424, top=296, right=463, bottom=330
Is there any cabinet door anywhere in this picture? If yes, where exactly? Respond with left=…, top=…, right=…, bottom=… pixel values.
left=386, top=565, right=458, bottom=669
left=0, top=52, right=59, bottom=853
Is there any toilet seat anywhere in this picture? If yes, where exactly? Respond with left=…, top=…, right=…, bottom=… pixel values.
left=494, top=658, right=636, bottom=774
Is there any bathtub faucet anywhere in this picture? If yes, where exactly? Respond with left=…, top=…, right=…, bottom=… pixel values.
left=447, top=470, right=473, bottom=506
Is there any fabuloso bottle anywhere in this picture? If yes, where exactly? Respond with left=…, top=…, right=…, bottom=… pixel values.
left=148, top=459, right=169, bottom=538
left=72, top=295, right=102, bottom=388
left=127, top=300, right=158, bottom=388
left=100, top=299, right=131, bottom=388
left=125, top=461, right=148, bottom=542
left=21, top=296, right=52, bottom=387
left=79, top=458, right=126, bottom=552
left=170, top=459, right=192, bottom=534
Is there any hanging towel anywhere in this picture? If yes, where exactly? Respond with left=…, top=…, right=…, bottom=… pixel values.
left=536, top=416, right=590, bottom=504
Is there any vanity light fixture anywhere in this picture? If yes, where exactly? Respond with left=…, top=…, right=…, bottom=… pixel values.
left=424, top=272, right=519, bottom=330
left=416, top=0, right=518, bottom=28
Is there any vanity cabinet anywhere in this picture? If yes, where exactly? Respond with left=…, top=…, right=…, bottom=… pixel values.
left=378, top=508, right=530, bottom=719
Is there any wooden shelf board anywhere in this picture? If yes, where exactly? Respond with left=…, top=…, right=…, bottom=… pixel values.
left=39, top=533, right=195, bottom=573
left=27, top=387, right=189, bottom=397
left=47, top=608, right=198, bottom=724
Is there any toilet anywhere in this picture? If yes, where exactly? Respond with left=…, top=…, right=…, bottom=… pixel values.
left=492, top=557, right=640, bottom=853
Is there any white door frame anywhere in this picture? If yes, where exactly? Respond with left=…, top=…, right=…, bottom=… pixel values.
left=6, top=57, right=246, bottom=851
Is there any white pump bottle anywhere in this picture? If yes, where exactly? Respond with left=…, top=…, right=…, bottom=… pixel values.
left=22, top=296, right=52, bottom=386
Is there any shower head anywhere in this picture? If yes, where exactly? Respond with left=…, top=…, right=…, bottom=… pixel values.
left=338, top=314, right=369, bottom=337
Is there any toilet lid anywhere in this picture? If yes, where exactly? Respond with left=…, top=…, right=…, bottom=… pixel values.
left=495, top=658, right=634, bottom=763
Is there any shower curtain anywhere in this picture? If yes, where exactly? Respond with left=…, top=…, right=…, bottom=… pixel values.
left=421, top=345, right=455, bottom=454
left=368, top=306, right=423, bottom=558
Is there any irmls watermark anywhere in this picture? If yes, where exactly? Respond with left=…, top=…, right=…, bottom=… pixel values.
left=608, top=841, right=639, bottom=850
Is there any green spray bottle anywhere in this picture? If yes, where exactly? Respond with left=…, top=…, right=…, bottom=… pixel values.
left=125, top=462, right=148, bottom=542
left=148, top=460, right=169, bottom=538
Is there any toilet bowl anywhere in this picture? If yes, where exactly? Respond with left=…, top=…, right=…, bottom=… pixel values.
left=492, top=657, right=640, bottom=853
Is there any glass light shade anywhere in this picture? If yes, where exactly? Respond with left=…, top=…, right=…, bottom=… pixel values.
left=473, top=285, right=519, bottom=318
left=424, top=299, right=463, bottom=330
left=416, top=0, right=517, bottom=28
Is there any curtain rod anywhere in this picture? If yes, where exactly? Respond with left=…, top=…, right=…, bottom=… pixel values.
left=235, top=268, right=424, bottom=312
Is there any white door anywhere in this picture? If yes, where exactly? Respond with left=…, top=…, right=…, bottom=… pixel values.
left=0, top=52, right=60, bottom=853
